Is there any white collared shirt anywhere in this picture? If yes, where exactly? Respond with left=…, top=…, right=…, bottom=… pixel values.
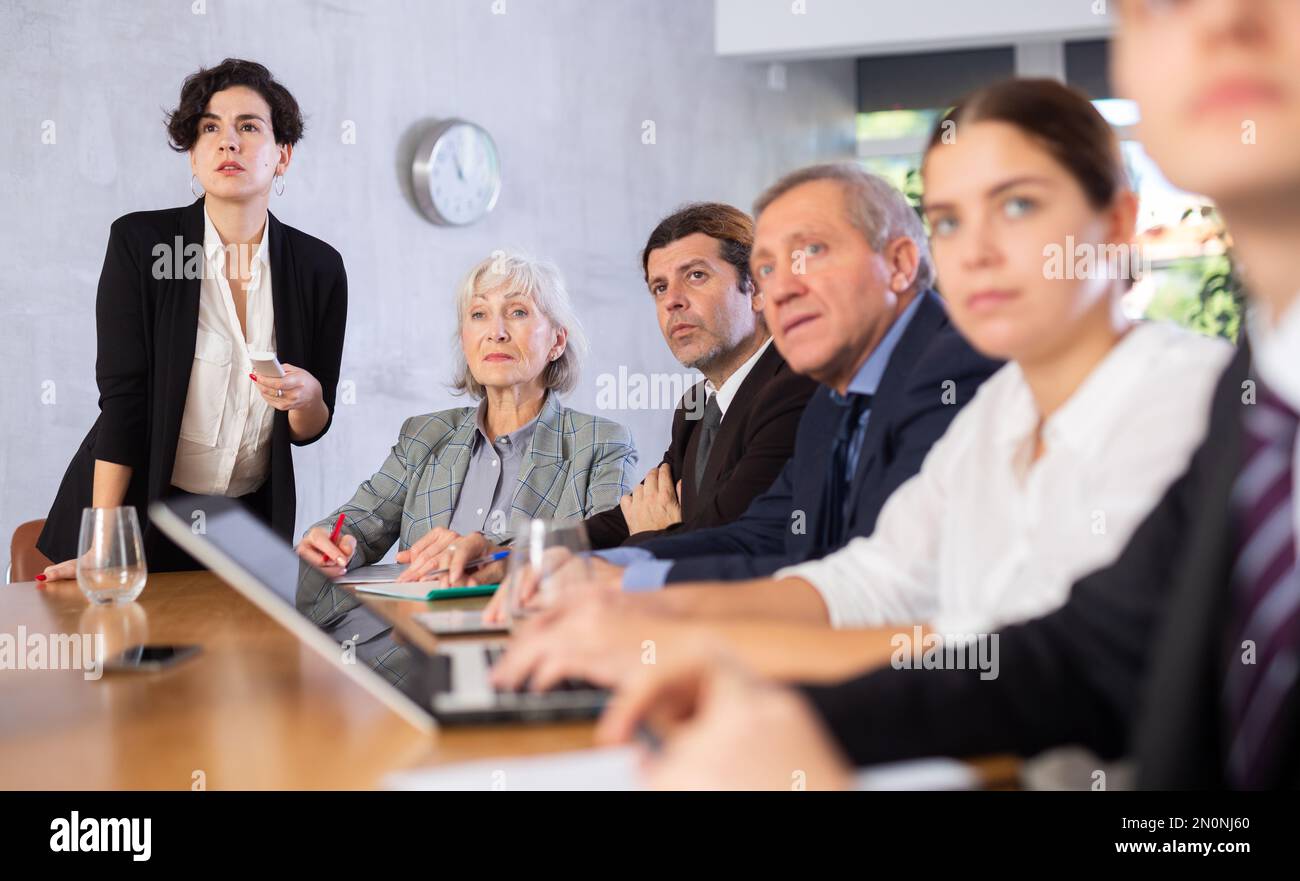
left=1247, top=297, right=1300, bottom=547
left=706, top=336, right=772, bottom=419
left=778, top=321, right=1233, bottom=634
left=171, top=207, right=277, bottom=497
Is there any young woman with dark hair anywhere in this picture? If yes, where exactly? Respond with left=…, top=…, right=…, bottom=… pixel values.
left=38, top=58, right=348, bottom=579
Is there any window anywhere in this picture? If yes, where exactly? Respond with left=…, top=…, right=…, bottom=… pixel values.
left=854, top=42, right=1244, bottom=341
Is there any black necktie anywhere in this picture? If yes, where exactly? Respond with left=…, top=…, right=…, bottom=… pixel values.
left=819, top=393, right=871, bottom=548
left=692, top=394, right=723, bottom=494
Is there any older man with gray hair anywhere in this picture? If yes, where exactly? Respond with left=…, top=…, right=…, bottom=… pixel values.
left=511, top=162, right=1003, bottom=602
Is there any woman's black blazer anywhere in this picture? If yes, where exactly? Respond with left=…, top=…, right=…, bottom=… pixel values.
left=38, top=197, right=348, bottom=571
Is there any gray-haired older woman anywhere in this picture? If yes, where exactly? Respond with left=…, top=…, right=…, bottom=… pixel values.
left=296, top=251, right=638, bottom=581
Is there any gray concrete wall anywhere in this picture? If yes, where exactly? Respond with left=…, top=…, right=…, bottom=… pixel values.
left=1, top=0, right=856, bottom=567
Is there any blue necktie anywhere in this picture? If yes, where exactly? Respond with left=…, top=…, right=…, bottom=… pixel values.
left=819, top=393, right=871, bottom=548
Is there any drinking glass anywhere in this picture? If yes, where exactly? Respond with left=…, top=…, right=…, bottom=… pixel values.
left=503, top=519, right=591, bottom=623
left=76, top=506, right=147, bottom=605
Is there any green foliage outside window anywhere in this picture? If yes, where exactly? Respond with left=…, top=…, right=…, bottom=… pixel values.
left=1144, top=253, right=1246, bottom=343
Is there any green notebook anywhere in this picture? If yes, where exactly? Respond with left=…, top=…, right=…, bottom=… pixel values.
left=353, top=582, right=500, bottom=601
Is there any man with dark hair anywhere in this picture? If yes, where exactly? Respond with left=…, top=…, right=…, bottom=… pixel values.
left=583, top=166, right=1001, bottom=586
left=583, top=202, right=818, bottom=549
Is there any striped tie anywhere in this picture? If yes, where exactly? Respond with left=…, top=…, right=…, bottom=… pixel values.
left=1224, top=381, right=1300, bottom=789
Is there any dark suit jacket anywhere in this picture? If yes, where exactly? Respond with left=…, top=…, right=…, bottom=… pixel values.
left=801, top=344, right=1300, bottom=789
left=635, top=290, right=1002, bottom=581
left=583, top=341, right=817, bottom=550
left=38, top=198, right=348, bottom=572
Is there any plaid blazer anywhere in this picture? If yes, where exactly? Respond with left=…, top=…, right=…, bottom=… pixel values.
left=312, top=393, right=638, bottom=565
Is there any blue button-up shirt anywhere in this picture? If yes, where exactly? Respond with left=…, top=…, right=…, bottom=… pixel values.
left=830, top=291, right=924, bottom=483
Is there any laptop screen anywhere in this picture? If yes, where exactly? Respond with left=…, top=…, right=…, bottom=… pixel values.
left=151, top=493, right=442, bottom=715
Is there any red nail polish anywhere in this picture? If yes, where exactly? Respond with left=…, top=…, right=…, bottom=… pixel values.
left=35, top=574, right=47, bottom=582
left=249, top=373, right=258, bottom=381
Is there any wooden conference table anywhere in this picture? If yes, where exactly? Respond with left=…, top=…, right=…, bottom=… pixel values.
left=0, top=571, right=1020, bottom=789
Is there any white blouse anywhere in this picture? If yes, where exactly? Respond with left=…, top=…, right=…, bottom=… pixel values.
left=777, top=321, right=1234, bottom=635
left=171, top=208, right=277, bottom=497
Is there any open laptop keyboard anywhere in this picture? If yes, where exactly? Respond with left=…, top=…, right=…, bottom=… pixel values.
left=431, top=641, right=609, bottom=722
left=482, top=646, right=589, bottom=693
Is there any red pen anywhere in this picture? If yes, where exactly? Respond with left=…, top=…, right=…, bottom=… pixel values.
left=324, top=512, right=345, bottom=565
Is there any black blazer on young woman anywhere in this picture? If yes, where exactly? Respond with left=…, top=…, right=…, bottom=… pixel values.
left=38, top=197, right=347, bottom=572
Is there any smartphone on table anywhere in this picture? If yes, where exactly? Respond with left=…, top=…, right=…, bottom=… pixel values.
left=103, top=644, right=202, bottom=673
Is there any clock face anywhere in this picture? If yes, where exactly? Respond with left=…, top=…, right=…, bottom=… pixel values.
left=413, top=120, right=502, bottom=226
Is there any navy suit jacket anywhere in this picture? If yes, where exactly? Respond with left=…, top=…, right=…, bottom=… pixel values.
left=635, top=290, right=1002, bottom=582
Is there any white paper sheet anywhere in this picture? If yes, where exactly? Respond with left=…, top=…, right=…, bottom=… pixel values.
left=352, top=581, right=438, bottom=600
left=335, top=563, right=408, bottom=584
left=385, top=747, right=980, bottom=791
left=385, top=746, right=641, bottom=791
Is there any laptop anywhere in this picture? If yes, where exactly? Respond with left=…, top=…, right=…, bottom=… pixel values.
left=150, top=493, right=609, bottom=730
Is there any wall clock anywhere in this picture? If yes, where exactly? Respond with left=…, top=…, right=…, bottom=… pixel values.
left=412, top=119, right=502, bottom=226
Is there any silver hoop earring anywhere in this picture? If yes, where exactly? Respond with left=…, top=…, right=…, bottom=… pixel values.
left=274, top=174, right=285, bottom=196
left=190, top=174, right=204, bottom=198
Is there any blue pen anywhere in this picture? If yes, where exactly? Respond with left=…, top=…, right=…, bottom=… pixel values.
left=634, top=721, right=663, bottom=754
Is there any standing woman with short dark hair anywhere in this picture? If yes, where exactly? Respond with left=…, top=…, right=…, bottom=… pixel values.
left=37, top=58, right=348, bottom=579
